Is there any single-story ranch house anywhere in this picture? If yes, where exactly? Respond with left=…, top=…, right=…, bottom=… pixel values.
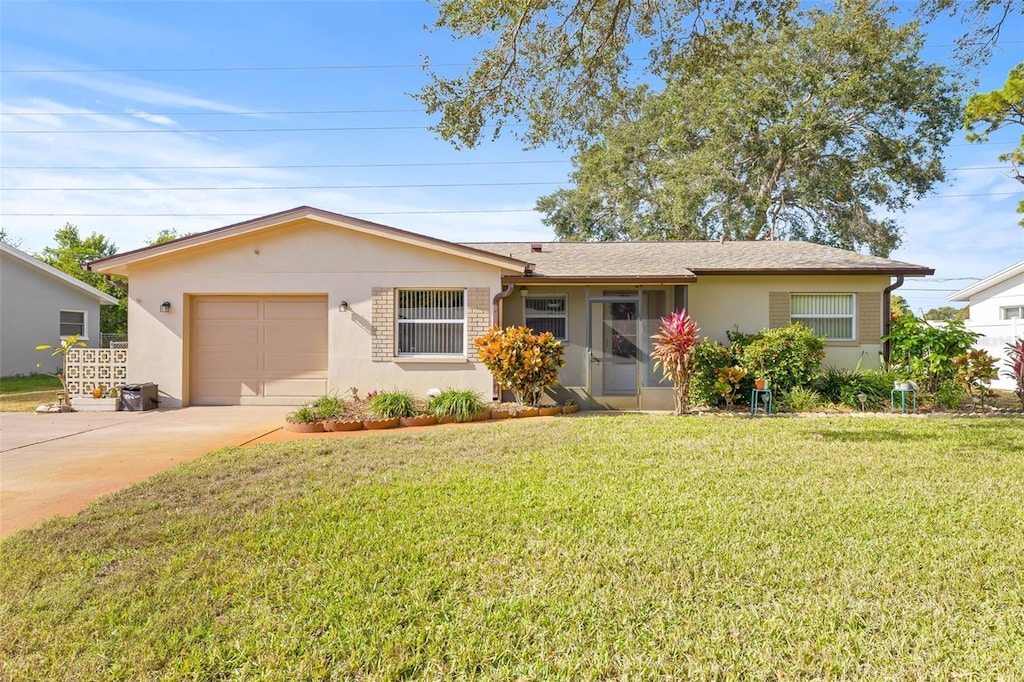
left=87, top=206, right=933, bottom=410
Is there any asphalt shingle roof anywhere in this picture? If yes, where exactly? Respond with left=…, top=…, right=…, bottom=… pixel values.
left=463, top=240, right=933, bottom=280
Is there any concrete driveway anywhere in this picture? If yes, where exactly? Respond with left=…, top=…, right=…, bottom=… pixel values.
left=0, top=406, right=288, bottom=538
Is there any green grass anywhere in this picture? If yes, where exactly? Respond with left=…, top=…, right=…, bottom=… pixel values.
left=2, top=416, right=1023, bottom=679
left=0, top=374, right=64, bottom=412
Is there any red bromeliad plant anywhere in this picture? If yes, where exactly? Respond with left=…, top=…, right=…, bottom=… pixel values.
left=650, top=309, right=700, bottom=415
left=1005, top=338, right=1024, bottom=409
left=474, top=325, right=565, bottom=406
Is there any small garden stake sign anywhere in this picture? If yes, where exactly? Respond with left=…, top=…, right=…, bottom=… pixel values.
left=650, top=309, right=700, bottom=415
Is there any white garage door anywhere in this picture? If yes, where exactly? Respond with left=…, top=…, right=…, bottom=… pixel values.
left=190, top=295, right=328, bottom=405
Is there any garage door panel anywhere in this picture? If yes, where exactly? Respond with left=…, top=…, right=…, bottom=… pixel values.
left=191, top=295, right=327, bottom=405
left=264, top=351, right=328, bottom=372
left=194, top=351, right=260, bottom=374
left=192, top=378, right=260, bottom=401
left=193, top=324, right=261, bottom=347
left=194, top=300, right=260, bottom=320
left=264, top=378, right=329, bottom=398
left=264, top=300, right=327, bottom=320
left=264, top=324, right=327, bottom=349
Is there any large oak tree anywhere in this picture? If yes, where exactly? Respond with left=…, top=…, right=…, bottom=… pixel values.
left=536, top=3, right=960, bottom=254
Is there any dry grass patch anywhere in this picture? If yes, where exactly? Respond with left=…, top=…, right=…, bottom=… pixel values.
left=2, top=416, right=1023, bottom=679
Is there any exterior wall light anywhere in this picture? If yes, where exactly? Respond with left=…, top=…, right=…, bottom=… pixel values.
left=339, top=300, right=349, bottom=312
left=159, top=301, right=171, bottom=313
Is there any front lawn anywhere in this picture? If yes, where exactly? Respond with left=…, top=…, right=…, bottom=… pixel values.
left=2, top=416, right=1022, bottom=679
left=0, top=374, right=64, bottom=412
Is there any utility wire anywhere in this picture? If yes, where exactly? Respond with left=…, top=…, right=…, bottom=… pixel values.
left=0, top=160, right=570, bottom=171
left=3, top=43, right=1021, bottom=73
left=0, top=209, right=538, bottom=217
left=0, top=181, right=564, bottom=191
left=0, top=108, right=422, bottom=116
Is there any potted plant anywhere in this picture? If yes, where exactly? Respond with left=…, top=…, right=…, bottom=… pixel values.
left=365, top=389, right=414, bottom=429
left=429, top=388, right=486, bottom=423
left=316, top=393, right=363, bottom=432
left=284, top=404, right=324, bottom=433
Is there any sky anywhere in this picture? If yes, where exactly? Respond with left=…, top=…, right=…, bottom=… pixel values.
left=1, top=0, right=1023, bottom=315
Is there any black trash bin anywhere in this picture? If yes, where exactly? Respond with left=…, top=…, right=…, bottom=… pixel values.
left=121, top=383, right=159, bottom=411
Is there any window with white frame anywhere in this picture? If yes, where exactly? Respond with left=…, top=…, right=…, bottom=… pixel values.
left=60, top=310, right=86, bottom=338
left=790, top=294, right=855, bottom=340
left=1001, top=306, right=1023, bottom=320
left=396, top=289, right=465, bottom=355
left=524, top=295, right=568, bottom=340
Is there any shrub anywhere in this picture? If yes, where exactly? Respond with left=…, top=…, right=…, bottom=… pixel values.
left=691, top=339, right=736, bottom=406
left=780, top=386, right=824, bottom=413
left=368, top=389, right=417, bottom=419
left=285, top=405, right=319, bottom=424
left=932, top=379, right=967, bottom=410
left=738, top=324, right=826, bottom=394
left=313, top=393, right=347, bottom=421
left=474, top=326, right=565, bottom=406
left=1003, top=339, right=1024, bottom=409
left=812, top=366, right=897, bottom=410
left=713, top=365, right=747, bottom=407
left=884, top=315, right=978, bottom=391
left=429, top=388, right=485, bottom=422
left=650, top=309, right=700, bottom=414
left=952, top=349, right=998, bottom=407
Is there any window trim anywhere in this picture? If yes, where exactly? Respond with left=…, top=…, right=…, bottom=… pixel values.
left=59, top=309, right=88, bottom=340
left=395, top=288, right=467, bottom=357
left=1001, top=305, right=1024, bottom=321
left=790, top=293, right=856, bottom=342
left=523, top=294, right=569, bottom=341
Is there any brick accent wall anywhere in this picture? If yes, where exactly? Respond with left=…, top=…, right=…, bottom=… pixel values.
left=371, top=287, right=394, bottom=362
left=466, top=287, right=492, bottom=360
left=371, top=287, right=491, bottom=361
left=768, top=291, right=789, bottom=329
left=856, top=291, right=881, bottom=344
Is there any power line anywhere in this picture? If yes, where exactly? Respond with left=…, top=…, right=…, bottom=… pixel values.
left=0, top=181, right=563, bottom=191
left=3, top=43, right=1021, bottom=74
left=0, top=160, right=570, bottom=171
left=0, top=62, right=464, bottom=74
left=0, top=124, right=471, bottom=134
left=3, top=188, right=1016, bottom=198
left=0, top=209, right=539, bottom=217
left=0, top=108, right=422, bottom=117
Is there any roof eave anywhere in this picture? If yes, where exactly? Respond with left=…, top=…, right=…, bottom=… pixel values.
left=503, top=274, right=698, bottom=285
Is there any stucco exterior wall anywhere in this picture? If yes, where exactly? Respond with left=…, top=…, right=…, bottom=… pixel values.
left=690, top=274, right=893, bottom=369
left=1, top=252, right=103, bottom=375
left=124, top=219, right=508, bottom=407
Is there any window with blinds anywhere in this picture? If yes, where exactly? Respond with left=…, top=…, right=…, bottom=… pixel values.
left=524, top=295, right=568, bottom=340
left=1002, top=306, right=1023, bottom=320
left=397, top=290, right=465, bottom=355
left=790, top=294, right=855, bottom=340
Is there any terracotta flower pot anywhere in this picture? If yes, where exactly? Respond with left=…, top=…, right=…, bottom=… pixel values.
left=363, top=417, right=400, bottom=430
left=323, top=419, right=363, bottom=432
left=538, top=406, right=562, bottom=416
left=400, top=415, right=438, bottom=428
left=754, top=379, right=767, bottom=390
left=284, top=421, right=324, bottom=433
left=516, top=407, right=540, bottom=418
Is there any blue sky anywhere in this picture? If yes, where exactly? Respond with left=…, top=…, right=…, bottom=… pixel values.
left=1, top=1, right=1022, bottom=314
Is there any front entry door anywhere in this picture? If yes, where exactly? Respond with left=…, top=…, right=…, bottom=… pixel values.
left=588, top=299, right=640, bottom=409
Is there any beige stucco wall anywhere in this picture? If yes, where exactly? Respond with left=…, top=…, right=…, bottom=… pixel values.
left=689, top=274, right=892, bottom=369
left=124, top=219, right=508, bottom=407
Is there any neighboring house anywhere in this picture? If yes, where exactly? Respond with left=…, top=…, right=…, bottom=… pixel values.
left=948, top=259, right=1024, bottom=391
left=87, top=206, right=933, bottom=410
left=1, top=241, right=119, bottom=376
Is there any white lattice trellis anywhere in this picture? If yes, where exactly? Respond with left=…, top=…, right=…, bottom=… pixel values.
left=65, top=347, right=128, bottom=396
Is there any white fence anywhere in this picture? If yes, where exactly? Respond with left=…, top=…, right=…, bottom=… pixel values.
left=967, top=319, right=1022, bottom=391
left=64, top=347, right=128, bottom=397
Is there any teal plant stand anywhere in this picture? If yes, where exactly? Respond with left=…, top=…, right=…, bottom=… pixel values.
left=890, top=388, right=916, bottom=413
left=750, top=388, right=773, bottom=415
